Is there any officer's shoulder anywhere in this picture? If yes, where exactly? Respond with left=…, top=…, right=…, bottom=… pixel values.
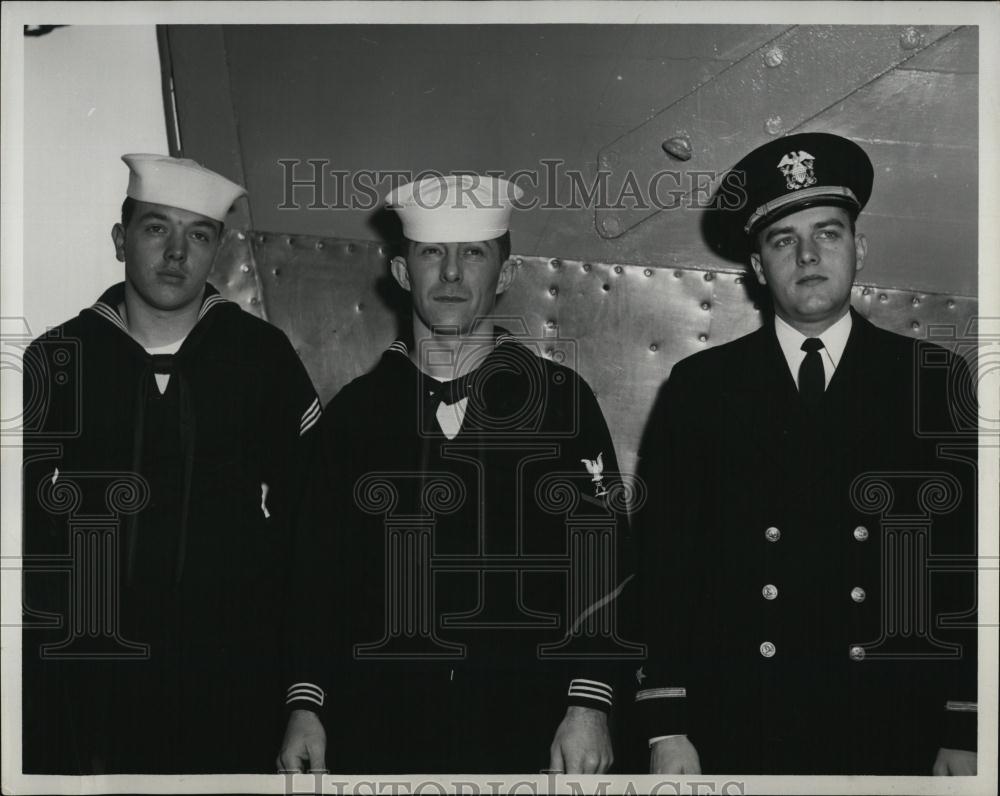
left=670, top=327, right=763, bottom=380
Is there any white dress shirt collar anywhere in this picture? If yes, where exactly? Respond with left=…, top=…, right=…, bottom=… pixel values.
left=774, top=311, right=853, bottom=389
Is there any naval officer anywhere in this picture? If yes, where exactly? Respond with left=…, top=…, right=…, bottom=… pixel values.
left=634, top=133, right=978, bottom=775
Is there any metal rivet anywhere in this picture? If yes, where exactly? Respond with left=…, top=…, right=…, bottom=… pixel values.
left=649, top=343, right=658, bottom=352
left=316, top=241, right=325, bottom=250
left=644, top=268, right=653, bottom=277
left=250, top=296, right=259, bottom=305
left=516, top=257, right=524, bottom=266
left=853, top=525, right=869, bottom=541
left=849, top=645, right=866, bottom=661
left=240, top=264, right=250, bottom=273
left=900, top=27, right=924, bottom=50
left=546, top=320, right=556, bottom=330
left=286, top=237, right=294, bottom=246
left=765, top=116, right=784, bottom=135
left=698, top=333, right=708, bottom=342
left=582, top=263, right=592, bottom=272
left=862, top=287, right=871, bottom=296
left=674, top=270, right=683, bottom=278
left=272, top=268, right=281, bottom=277
left=257, top=234, right=266, bottom=244
left=614, top=265, right=623, bottom=275
left=661, top=135, right=693, bottom=161
left=879, top=293, right=888, bottom=303
left=850, top=586, right=866, bottom=604
left=602, top=284, right=610, bottom=292
left=701, top=302, right=711, bottom=311
left=551, top=258, right=562, bottom=269
left=347, top=243, right=356, bottom=254
left=357, top=302, right=364, bottom=311
left=763, top=47, right=784, bottom=68
left=735, top=276, right=744, bottom=284
left=912, top=296, right=921, bottom=306
left=704, top=272, right=714, bottom=281
left=760, top=641, right=776, bottom=658
left=753, top=304, right=760, bottom=312
left=911, top=321, right=920, bottom=331
left=765, top=526, right=781, bottom=542
left=236, top=231, right=246, bottom=241
left=601, top=216, right=622, bottom=236
left=549, top=287, right=558, bottom=296
left=947, top=299, right=955, bottom=308
left=762, top=584, right=778, bottom=601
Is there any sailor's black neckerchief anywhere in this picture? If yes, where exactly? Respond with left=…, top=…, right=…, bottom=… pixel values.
left=86, top=282, right=231, bottom=586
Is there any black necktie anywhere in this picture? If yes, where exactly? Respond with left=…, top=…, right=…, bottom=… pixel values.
left=427, top=372, right=475, bottom=407
left=798, top=338, right=825, bottom=407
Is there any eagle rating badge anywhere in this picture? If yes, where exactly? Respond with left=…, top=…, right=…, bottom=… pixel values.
left=581, top=452, right=609, bottom=498
left=777, top=150, right=817, bottom=191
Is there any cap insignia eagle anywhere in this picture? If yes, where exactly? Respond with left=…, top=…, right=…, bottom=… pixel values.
left=777, top=150, right=817, bottom=191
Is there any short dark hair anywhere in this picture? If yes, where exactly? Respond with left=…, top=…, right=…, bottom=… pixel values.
left=121, top=197, right=137, bottom=229
left=120, top=196, right=225, bottom=237
left=403, top=232, right=511, bottom=263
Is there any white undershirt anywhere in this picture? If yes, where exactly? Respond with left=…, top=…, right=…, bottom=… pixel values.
left=432, top=391, right=469, bottom=440
left=144, top=338, right=185, bottom=394
left=773, top=311, right=852, bottom=390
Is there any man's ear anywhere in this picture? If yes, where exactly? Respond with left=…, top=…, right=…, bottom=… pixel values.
left=495, top=258, right=518, bottom=295
left=112, top=223, right=126, bottom=263
left=390, top=256, right=412, bottom=292
left=749, top=252, right=767, bottom=286
left=854, top=232, right=868, bottom=273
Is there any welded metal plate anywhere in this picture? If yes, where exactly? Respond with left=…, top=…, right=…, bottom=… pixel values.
left=211, top=234, right=977, bottom=478
left=596, top=25, right=958, bottom=239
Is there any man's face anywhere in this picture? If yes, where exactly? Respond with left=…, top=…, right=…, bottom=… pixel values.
left=112, top=200, right=222, bottom=313
left=750, top=205, right=867, bottom=331
left=391, top=239, right=516, bottom=337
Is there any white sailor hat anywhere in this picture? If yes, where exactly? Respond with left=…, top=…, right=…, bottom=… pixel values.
left=385, top=174, right=523, bottom=243
left=122, top=153, right=246, bottom=223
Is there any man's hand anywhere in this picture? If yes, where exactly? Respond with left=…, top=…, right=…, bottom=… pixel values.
left=933, top=747, right=977, bottom=775
left=650, top=735, right=701, bottom=774
left=548, top=705, right=613, bottom=774
left=277, top=709, right=327, bottom=773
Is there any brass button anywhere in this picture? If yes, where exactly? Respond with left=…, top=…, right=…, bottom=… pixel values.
left=762, top=584, right=778, bottom=600
left=765, top=526, right=781, bottom=542
left=849, top=645, right=866, bottom=661
left=760, top=641, right=776, bottom=658
left=850, top=586, right=866, bottom=603
left=853, top=525, right=869, bottom=541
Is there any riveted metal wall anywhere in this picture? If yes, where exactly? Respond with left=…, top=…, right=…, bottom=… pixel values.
left=165, top=24, right=978, bottom=297
left=209, top=231, right=978, bottom=477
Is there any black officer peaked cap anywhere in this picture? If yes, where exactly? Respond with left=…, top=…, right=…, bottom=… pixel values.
left=728, top=132, right=874, bottom=236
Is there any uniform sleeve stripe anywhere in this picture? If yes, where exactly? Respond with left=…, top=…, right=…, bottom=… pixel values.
left=944, top=701, right=977, bottom=713
left=567, top=689, right=612, bottom=706
left=286, top=683, right=325, bottom=706
left=286, top=692, right=324, bottom=707
left=636, top=687, right=687, bottom=701
left=569, top=678, right=613, bottom=696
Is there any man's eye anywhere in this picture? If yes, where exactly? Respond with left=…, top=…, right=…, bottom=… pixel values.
left=817, top=229, right=840, bottom=240
left=191, top=232, right=210, bottom=243
left=463, top=247, right=485, bottom=257
left=420, top=246, right=443, bottom=257
left=146, top=224, right=166, bottom=233
left=773, top=237, right=794, bottom=248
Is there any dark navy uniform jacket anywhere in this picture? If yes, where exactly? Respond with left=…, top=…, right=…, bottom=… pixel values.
left=22, top=282, right=320, bottom=774
left=634, top=310, right=977, bottom=775
left=286, top=332, right=643, bottom=773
